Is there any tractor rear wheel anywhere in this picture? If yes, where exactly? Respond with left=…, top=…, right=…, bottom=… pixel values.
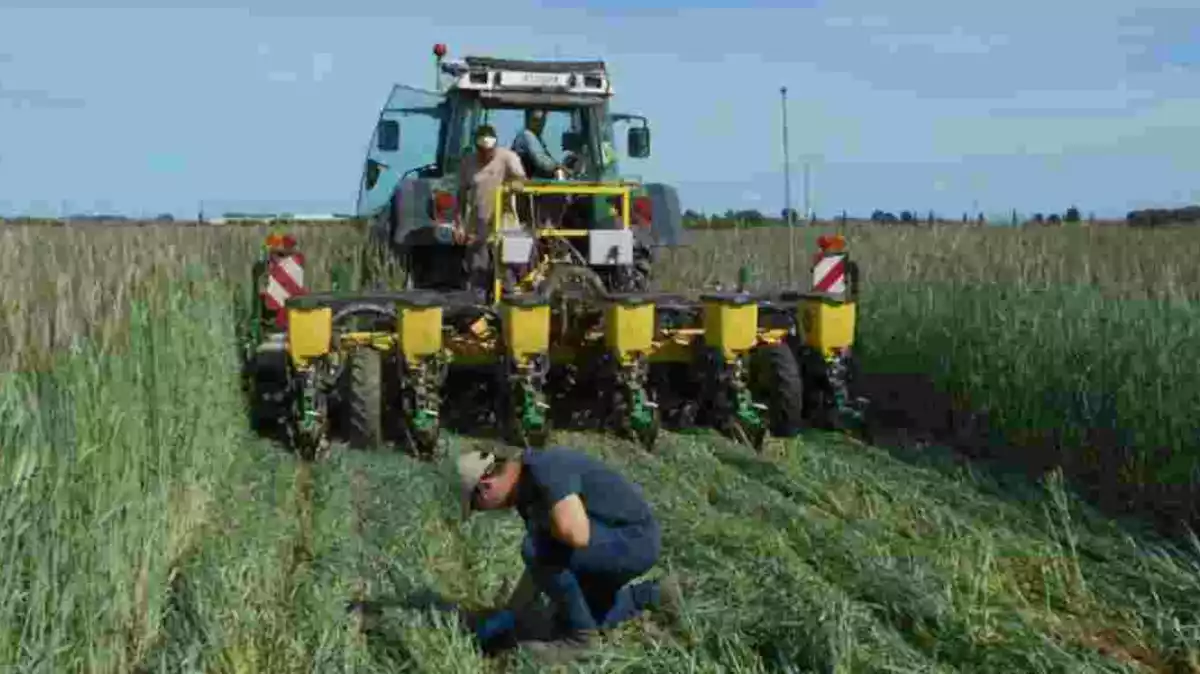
left=339, top=348, right=386, bottom=449
left=751, top=342, right=805, bottom=437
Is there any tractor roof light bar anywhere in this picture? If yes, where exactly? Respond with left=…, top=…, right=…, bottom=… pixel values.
left=433, top=44, right=613, bottom=96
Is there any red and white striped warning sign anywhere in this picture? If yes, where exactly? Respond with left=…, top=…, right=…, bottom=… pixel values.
left=812, top=254, right=846, bottom=294
left=261, top=253, right=306, bottom=326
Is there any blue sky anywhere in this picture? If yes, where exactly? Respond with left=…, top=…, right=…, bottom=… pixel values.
left=0, top=0, right=1197, bottom=219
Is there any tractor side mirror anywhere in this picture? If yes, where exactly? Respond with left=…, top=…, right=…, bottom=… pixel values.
left=377, top=120, right=400, bottom=152
left=627, top=126, right=650, bottom=158
left=561, top=131, right=583, bottom=153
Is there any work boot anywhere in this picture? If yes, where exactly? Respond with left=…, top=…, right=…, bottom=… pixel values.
left=512, top=602, right=558, bottom=641
left=520, top=628, right=597, bottom=665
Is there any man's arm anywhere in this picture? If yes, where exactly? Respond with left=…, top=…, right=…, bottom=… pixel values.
left=504, top=148, right=528, bottom=180
left=457, top=155, right=473, bottom=215
left=549, top=494, right=590, bottom=548
left=514, top=130, right=557, bottom=175
left=529, top=457, right=590, bottom=548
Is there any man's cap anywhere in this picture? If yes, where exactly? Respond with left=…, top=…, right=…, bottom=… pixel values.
left=456, top=444, right=521, bottom=519
left=475, top=124, right=498, bottom=139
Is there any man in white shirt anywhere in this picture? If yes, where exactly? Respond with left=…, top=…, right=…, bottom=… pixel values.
left=457, top=124, right=527, bottom=291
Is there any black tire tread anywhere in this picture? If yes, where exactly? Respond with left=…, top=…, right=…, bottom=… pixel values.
left=754, top=342, right=805, bottom=437
left=342, top=348, right=385, bottom=448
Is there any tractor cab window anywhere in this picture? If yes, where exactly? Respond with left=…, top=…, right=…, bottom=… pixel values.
left=598, top=117, right=619, bottom=176
left=389, top=107, right=442, bottom=178
left=380, top=84, right=446, bottom=179
left=459, top=105, right=595, bottom=178
left=604, top=113, right=650, bottom=180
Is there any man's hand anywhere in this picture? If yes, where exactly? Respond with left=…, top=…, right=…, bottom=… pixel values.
left=549, top=494, right=590, bottom=548
left=474, top=608, right=516, bottom=646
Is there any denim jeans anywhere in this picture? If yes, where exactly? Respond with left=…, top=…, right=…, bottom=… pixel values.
left=521, top=518, right=662, bottom=632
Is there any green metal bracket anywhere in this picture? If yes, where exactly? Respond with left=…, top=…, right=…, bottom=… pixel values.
left=628, top=386, right=655, bottom=432
left=331, top=262, right=350, bottom=292
left=299, top=376, right=319, bottom=432
left=519, top=385, right=546, bottom=432
left=413, top=407, right=438, bottom=431
left=736, top=265, right=752, bottom=293
left=831, top=373, right=865, bottom=429
left=734, top=388, right=763, bottom=431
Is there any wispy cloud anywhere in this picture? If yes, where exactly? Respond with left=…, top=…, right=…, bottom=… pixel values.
left=1118, top=7, right=1200, bottom=72
left=311, top=52, right=333, bottom=82
left=0, top=85, right=85, bottom=110
left=869, top=26, right=1010, bottom=55
left=0, top=50, right=86, bottom=109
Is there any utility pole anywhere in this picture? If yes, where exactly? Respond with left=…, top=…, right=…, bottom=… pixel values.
left=803, top=160, right=811, bottom=222
left=781, top=86, right=795, bottom=284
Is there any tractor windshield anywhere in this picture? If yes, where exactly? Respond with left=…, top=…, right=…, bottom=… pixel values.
left=449, top=99, right=610, bottom=180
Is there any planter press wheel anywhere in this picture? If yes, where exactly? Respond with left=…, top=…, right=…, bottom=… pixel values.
left=331, top=304, right=398, bottom=450
left=749, top=342, right=805, bottom=437
left=338, top=347, right=385, bottom=449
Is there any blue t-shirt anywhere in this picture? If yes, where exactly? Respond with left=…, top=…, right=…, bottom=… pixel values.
left=511, top=129, right=559, bottom=178
left=516, top=447, right=656, bottom=535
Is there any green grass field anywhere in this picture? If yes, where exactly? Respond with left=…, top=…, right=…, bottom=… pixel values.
left=1, top=222, right=1198, bottom=673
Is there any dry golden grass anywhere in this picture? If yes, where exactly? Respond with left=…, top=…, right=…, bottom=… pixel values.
left=658, top=222, right=1200, bottom=300
left=0, top=223, right=359, bottom=371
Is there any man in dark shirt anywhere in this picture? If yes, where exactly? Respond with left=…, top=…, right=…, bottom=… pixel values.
left=458, top=445, right=681, bottom=663
left=511, top=109, right=564, bottom=180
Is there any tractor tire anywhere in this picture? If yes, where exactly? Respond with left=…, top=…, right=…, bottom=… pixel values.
left=381, top=349, right=406, bottom=445
left=631, top=241, right=654, bottom=291
left=339, top=348, right=386, bottom=449
left=751, top=342, right=805, bottom=437
left=247, top=347, right=289, bottom=438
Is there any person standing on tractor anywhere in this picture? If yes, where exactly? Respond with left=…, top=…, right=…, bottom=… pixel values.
left=457, top=124, right=526, bottom=291
left=457, top=444, right=682, bottom=664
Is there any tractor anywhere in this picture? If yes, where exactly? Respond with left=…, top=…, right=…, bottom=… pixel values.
left=241, top=46, right=864, bottom=459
